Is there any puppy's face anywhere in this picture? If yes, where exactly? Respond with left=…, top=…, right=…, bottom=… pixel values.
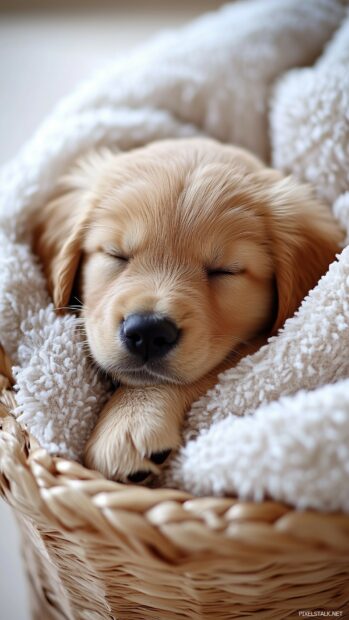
left=81, top=156, right=274, bottom=385
left=34, top=139, right=343, bottom=387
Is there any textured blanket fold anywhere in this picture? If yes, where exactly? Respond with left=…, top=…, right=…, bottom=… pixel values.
left=1, top=0, right=349, bottom=511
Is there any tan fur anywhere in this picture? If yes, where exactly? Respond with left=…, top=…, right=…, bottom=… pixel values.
left=32, top=138, right=343, bottom=481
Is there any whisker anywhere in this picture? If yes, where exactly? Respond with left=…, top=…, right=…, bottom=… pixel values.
left=55, top=305, right=83, bottom=312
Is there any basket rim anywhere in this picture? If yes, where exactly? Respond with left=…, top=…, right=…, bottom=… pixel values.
left=1, top=342, right=349, bottom=566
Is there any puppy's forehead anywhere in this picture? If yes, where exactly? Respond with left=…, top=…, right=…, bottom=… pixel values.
left=89, top=157, right=266, bottom=254
left=90, top=164, right=184, bottom=250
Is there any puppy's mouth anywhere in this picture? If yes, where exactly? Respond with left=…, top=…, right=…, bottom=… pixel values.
left=108, top=360, right=184, bottom=387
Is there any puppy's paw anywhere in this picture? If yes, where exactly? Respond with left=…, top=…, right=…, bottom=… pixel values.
left=84, top=389, right=181, bottom=483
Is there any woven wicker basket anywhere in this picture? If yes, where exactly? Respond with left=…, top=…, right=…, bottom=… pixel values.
left=1, top=343, right=349, bottom=620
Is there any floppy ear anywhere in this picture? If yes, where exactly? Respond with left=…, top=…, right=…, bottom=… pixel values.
left=32, top=149, right=115, bottom=310
left=32, top=190, right=90, bottom=309
left=263, top=176, right=343, bottom=334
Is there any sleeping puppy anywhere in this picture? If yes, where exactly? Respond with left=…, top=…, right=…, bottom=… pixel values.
left=32, top=138, right=343, bottom=483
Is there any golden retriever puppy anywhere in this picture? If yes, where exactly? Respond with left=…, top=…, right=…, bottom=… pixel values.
left=32, top=138, right=343, bottom=483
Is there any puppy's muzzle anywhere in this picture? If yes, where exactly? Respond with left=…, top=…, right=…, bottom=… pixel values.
left=120, top=313, right=179, bottom=361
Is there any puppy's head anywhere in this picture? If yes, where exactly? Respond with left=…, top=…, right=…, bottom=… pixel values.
left=33, top=139, right=343, bottom=386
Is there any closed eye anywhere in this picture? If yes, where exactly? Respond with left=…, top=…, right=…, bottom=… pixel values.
left=107, top=253, right=129, bottom=262
left=206, top=266, right=245, bottom=277
left=103, top=247, right=130, bottom=262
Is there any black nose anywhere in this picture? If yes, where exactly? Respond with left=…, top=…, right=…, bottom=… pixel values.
left=120, top=313, right=179, bottom=360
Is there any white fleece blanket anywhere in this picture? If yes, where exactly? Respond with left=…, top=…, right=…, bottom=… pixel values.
left=1, top=0, right=349, bottom=511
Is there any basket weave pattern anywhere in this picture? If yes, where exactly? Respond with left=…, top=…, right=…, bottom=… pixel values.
left=0, top=344, right=349, bottom=619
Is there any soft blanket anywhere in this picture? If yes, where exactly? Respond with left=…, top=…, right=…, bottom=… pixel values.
left=1, top=0, right=349, bottom=510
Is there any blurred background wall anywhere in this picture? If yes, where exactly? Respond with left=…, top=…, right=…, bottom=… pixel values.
left=0, top=2, right=223, bottom=618
left=0, top=0, right=223, bottom=165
